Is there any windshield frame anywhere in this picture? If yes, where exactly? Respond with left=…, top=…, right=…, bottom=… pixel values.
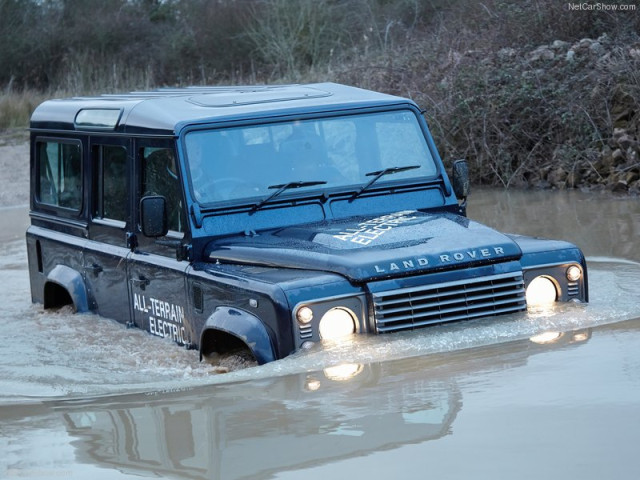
left=180, top=106, right=443, bottom=210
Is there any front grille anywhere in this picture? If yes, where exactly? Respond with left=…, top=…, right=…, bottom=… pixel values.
left=373, top=272, right=526, bottom=333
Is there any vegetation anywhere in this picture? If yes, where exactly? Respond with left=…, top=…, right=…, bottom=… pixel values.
left=2, top=0, right=639, bottom=191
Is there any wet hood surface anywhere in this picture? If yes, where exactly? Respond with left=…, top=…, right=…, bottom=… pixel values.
left=206, top=210, right=522, bottom=282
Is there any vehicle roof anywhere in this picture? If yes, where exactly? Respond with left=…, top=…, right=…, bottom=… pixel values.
left=30, top=82, right=414, bottom=136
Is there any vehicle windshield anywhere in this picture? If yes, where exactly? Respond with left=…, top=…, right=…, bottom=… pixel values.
left=184, top=110, right=438, bottom=205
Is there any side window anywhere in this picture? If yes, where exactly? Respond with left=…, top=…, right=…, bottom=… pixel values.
left=37, top=140, right=82, bottom=210
left=142, top=147, right=185, bottom=233
left=93, top=145, right=127, bottom=222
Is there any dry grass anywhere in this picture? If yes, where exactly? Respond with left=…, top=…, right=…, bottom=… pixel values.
left=0, top=90, right=48, bottom=130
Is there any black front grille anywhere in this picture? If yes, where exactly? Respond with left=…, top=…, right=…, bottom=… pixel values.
left=372, top=272, right=526, bottom=333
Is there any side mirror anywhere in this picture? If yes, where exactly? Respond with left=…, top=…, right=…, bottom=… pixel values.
left=452, top=159, right=470, bottom=200
left=140, top=195, right=168, bottom=237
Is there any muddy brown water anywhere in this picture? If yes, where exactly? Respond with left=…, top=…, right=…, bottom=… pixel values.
left=1, top=189, right=640, bottom=480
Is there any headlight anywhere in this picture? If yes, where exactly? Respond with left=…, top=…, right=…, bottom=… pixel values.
left=526, top=276, right=557, bottom=306
left=319, top=307, right=356, bottom=340
left=294, top=296, right=364, bottom=348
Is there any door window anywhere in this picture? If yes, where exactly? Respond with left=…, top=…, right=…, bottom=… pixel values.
left=93, top=145, right=128, bottom=222
left=142, top=147, right=185, bottom=233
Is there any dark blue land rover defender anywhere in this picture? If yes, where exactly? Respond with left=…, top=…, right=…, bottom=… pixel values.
left=26, top=83, right=588, bottom=364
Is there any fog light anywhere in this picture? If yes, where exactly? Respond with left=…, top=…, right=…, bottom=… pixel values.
left=297, top=306, right=314, bottom=325
left=526, top=276, right=557, bottom=306
left=567, top=265, right=582, bottom=282
left=319, top=307, right=356, bottom=340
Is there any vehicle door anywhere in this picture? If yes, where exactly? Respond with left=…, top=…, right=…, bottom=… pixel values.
left=83, top=138, right=133, bottom=324
left=127, top=139, right=192, bottom=346
left=30, top=137, right=87, bottom=309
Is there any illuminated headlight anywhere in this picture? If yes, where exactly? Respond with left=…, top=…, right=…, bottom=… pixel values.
left=318, top=307, right=356, bottom=340
left=566, top=265, right=582, bottom=282
left=526, top=276, right=557, bottom=306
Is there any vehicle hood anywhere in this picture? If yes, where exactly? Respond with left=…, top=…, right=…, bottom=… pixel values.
left=205, top=210, right=522, bottom=282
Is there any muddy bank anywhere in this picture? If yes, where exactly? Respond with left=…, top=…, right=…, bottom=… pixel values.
left=522, top=37, right=640, bottom=194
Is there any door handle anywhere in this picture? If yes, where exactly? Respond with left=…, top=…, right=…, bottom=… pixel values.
left=131, top=276, right=150, bottom=290
left=87, top=263, right=103, bottom=275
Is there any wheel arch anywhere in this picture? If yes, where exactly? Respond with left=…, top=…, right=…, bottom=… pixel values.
left=44, top=264, right=90, bottom=313
left=200, top=306, right=276, bottom=365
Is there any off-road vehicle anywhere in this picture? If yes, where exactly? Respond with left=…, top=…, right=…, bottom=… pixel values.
left=27, top=83, right=588, bottom=364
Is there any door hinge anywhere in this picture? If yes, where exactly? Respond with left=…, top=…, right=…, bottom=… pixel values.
left=126, top=231, right=137, bottom=251
left=177, top=243, right=193, bottom=262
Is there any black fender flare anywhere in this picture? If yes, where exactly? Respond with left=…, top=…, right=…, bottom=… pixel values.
left=46, top=265, right=90, bottom=313
left=200, top=306, right=276, bottom=365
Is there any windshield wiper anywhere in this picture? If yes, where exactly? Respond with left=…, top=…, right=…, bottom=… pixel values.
left=251, top=180, right=327, bottom=212
left=351, top=165, right=421, bottom=200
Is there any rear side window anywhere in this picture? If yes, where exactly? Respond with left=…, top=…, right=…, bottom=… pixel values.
left=37, top=140, right=82, bottom=210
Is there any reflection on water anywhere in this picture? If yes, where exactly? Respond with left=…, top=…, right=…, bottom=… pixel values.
left=1, top=189, right=640, bottom=479
left=3, top=321, right=640, bottom=479
left=61, top=367, right=458, bottom=480
left=469, top=188, right=640, bottom=262
left=1, top=325, right=602, bottom=480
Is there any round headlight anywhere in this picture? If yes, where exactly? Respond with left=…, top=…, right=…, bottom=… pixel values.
left=526, top=276, right=557, bottom=306
left=566, top=265, right=582, bottom=282
left=319, top=307, right=356, bottom=340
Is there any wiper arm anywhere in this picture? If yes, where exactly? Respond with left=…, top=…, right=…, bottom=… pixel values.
left=251, top=180, right=327, bottom=211
left=351, top=165, right=421, bottom=200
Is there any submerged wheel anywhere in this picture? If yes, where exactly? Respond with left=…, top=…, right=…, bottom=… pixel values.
left=200, top=329, right=258, bottom=371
